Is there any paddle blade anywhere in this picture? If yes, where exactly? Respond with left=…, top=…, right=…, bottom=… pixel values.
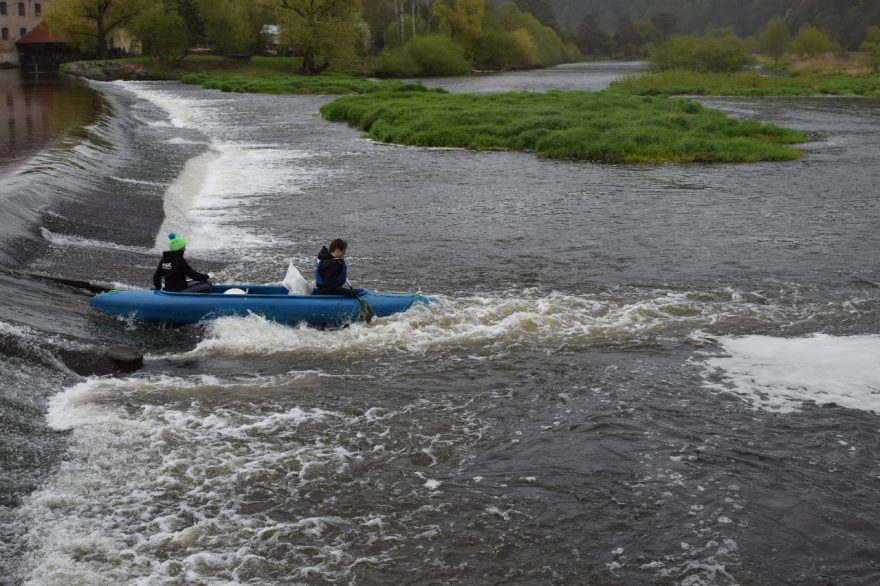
left=357, top=298, right=374, bottom=324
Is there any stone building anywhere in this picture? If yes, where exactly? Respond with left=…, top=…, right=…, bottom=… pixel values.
left=0, top=0, right=53, bottom=66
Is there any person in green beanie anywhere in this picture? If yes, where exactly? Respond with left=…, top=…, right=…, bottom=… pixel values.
left=152, top=232, right=212, bottom=293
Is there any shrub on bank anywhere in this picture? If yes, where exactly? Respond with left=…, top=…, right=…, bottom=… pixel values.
left=651, top=34, right=753, bottom=73
left=373, top=35, right=472, bottom=78
left=320, top=90, right=806, bottom=163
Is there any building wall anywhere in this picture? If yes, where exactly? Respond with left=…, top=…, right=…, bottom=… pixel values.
left=1, top=70, right=51, bottom=155
left=0, top=0, right=53, bottom=65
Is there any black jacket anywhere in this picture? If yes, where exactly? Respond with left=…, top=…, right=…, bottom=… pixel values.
left=153, top=250, right=209, bottom=291
left=314, top=246, right=357, bottom=296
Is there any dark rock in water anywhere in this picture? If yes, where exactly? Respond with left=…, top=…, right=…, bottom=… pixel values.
left=63, top=61, right=155, bottom=81
left=57, top=345, right=144, bottom=376
left=106, top=346, right=144, bottom=372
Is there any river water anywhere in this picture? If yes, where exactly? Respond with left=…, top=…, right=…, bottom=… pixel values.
left=0, top=62, right=879, bottom=585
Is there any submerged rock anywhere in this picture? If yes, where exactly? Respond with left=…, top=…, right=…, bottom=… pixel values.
left=58, top=345, right=144, bottom=376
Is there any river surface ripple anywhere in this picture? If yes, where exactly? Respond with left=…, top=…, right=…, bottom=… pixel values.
left=0, top=62, right=879, bottom=585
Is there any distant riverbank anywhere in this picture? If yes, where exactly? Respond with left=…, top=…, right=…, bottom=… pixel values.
left=610, top=68, right=880, bottom=97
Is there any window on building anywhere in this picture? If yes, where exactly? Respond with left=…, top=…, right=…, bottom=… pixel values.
left=0, top=3, right=7, bottom=16
left=18, top=2, right=24, bottom=17
left=35, top=3, right=40, bottom=16
left=1, top=29, right=7, bottom=42
left=19, top=27, right=26, bottom=39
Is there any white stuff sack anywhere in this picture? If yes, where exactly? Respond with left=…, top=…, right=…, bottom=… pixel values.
left=282, top=261, right=311, bottom=295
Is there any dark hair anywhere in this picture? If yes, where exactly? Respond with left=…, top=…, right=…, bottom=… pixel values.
left=329, top=238, right=348, bottom=253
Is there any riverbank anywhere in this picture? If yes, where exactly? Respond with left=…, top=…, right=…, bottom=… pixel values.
left=62, top=54, right=328, bottom=82
left=180, top=73, right=427, bottom=95
left=320, top=90, right=806, bottom=163
left=609, top=67, right=880, bottom=97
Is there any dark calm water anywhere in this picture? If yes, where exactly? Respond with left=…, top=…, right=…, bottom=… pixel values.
left=1, top=62, right=879, bottom=585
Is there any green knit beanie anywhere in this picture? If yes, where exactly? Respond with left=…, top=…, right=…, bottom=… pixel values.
left=168, top=232, right=186, bottom=252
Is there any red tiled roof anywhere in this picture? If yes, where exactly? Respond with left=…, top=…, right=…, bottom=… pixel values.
left=16, top=21, right=66, bottom=44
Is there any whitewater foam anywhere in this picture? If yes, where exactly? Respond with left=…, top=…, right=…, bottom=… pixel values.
left=702, top=334, right=880, bottom=413
left=177, top=288, right=809, bottom=359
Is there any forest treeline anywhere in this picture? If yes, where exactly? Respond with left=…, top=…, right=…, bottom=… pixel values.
left=44, top=0, right=580, bottom=76
left=42, top=0, right=880, bottom=77
left=550, top=0, right=880, bottom=53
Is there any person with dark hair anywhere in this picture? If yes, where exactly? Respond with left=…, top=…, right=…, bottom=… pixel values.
left=313, top=238, right=361, bottom=297
left=152, top=232, right=212, bottom=293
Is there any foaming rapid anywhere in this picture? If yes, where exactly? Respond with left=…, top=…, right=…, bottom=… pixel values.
left=702, top=334, right=880, bottom=413
left=180, top=287, right=813, bottom=359
left=154, top=145, right=320, bottom=252
left=118, top=82, right=329, bottom=255
left=40, top=227, right=154, bottom=256
left=14, top=371, right=485, bottom=584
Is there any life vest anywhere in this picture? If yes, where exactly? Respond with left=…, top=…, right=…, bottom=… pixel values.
left=314, top=258, right=347, bottom=287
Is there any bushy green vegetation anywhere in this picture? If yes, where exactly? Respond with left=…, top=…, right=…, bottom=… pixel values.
left=320, top=90, right=806, bottom=163
left=650, top=34, right=753, bottom=73
left=791, top=25, right=834, bottom=58
left=374, top=34, right=472, bottom=77
left=609, top=69, right=880, bottom=97
left=861, top=26, right=880, bottom=72
left=130, top=7, right=189, bottom=64
left=181, top=73, right=427, bottom=94
left=373, top=1, right=579, bottom=77
left=760, top=18, right=790, bottom=62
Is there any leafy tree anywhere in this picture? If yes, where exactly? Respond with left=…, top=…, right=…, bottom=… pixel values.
left=513, top=0, right=557, bottom=32
left=407, top=33, right=471, bottom=75
left=130, top=5, right=189, bottom=63
left=362, top=0, right=395, bottom=49
left=760, top=18, right=790, bottom=62
left=354, top=19, right=372, bottom=57
left=374, top=33, right=470, bottom=76
left=613, top=16, right=644, bottom=57
left=862, top=25, right=880, bottom=72
left=491, top=2, right=573, bottom=66
left=171, top=0, right=205, bottom=46
left=278, top=0, right=362, bottom=74
left=791, top=24, right=833, bottom=58
left=651, top=12, right=677, bottom=41
left=473, top=14, right=534, bottom=69
left=385, top=13, right=427, bottom=48
left=43, top=0, right=155, bottom=59
left=198, top=0, right=274, bottom=57
left=575, top=13, right=608, bottom=56
left=634, top=20, right=662, bottom=51
left=433, top=0, right=485, bottom=58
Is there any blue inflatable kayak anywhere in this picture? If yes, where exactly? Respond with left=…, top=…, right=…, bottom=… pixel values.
left=90, top=284, right=432, bottom=327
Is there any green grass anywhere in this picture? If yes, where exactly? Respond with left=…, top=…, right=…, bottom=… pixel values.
left=610, top=69, right=880, bottom=97
left=320, top=90, right=807, bottom=163
left=71, top=54, right=422, bottom=94
left=180, top=72, right=427, bottom=95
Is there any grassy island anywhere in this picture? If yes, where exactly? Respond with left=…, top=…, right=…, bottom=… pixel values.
left=180, top=73, right=426, bottom=95
left=320, top=90, right=807, bottom=163
left=610, top=69, right=880, bottom=97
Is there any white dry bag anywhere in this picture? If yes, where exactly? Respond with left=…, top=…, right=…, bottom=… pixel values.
left=282, top=261, right=312, bottom=295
